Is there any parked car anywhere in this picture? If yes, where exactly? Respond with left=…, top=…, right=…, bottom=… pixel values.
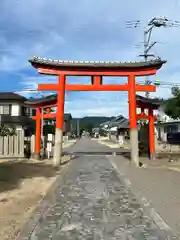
left=167, top=132, right=180, bottom=144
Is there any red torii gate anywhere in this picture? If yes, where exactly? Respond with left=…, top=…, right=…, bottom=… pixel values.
left=136, top=95, right=160, bottom=160
left=29, top=95, right=159, bottom=162
left=29, top=57, right=166, bottom=167
left=25, top=98, right=57, bottom=160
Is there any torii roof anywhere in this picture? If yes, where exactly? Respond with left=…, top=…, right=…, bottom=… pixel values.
left=29, top=56, right=166, bottom=72
left=26, top=94, right=162, bottom=109
left=136, top=95, right=161, bottom=109
left=25, top=94, right=57, bottom=107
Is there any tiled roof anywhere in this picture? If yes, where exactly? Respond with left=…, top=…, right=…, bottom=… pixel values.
left=25, top=94, right=57, bottom=105
left=29, top=56, right=166, bottom=69
left=0, top=92, right=27, bottom=101
left=100, top=115, right=129, bottom=129
left=136, top=95, right=161, bottom=107
left=109, top=116, right=129, bottom=128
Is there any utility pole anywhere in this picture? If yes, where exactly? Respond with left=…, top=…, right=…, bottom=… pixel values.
left=139, top=17, right=169, bottom=98
left=143, top=24, right=157, bottom=98
left=76, top=119, right=80, bottom=137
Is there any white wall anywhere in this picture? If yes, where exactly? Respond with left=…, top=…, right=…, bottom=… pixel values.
left=11, top=104, right=20, bottom=116
left=155, top=125, right=166, bottom=141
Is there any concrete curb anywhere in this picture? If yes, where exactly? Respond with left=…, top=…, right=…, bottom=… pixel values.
left=63, top=139, right=78, bottom=150
left=108, top=156, right=174, bottom=236
left=98, top=139, right=130, bottom=150
left=16, top=163, right=71, bottom=240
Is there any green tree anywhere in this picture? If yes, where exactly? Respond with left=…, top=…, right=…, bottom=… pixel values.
left=163, top=86, right=180, bottom=119
left=0, top=125, right=16, bottom=137
left=82, top=123, right=94, bottom=132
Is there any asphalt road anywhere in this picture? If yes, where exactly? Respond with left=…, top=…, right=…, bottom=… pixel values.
left=66, top=136, right=129, bottom=155
left=18, top=138, right=173, bottom=239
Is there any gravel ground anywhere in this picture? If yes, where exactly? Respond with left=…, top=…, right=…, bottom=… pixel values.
left=0, top=155, right=71, bottom=240
left=0, top=159, right=57, bottom=240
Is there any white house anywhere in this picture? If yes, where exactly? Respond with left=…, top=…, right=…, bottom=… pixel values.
left=155, top=107, right=180, bottom=141
left=0, top=92, right=34, bottom=130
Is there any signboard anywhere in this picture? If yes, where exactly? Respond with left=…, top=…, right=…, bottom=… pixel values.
left=118, top=135, right=124, bottom=145
left=48, top=134, right=53, bottom=141
left=47, top=142, right=52, bottom=152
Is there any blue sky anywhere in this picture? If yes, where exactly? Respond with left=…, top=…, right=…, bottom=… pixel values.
left=0, top=0, right=180, bottom=117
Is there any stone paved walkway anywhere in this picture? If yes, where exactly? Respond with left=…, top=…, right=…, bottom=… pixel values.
left=18, top=138, right=173, bottom=239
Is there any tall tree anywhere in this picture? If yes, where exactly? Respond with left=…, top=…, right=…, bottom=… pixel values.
left=163, top=86, right=180, bottom=119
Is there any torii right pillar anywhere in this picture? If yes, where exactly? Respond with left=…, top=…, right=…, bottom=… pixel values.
left=53, top=74, right=66, bottom=167
left=128, top=74, right=139, bottom=167
left=149, top=108, right=156, bottom=160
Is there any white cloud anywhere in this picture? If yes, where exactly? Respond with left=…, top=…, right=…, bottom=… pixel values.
left=66, top=105, right=128, bottom=118
left=20, top=75, right=57, bottom=89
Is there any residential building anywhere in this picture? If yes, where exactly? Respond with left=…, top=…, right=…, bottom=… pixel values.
left=0, top=92, right=73, bottom=138
left=155, top=109, right=180, bottom=141
left=100, top=115, right=129, bottom=132
left=0, top=92, right=34, bottom=130
left=100, top=115, right=129, bottom=144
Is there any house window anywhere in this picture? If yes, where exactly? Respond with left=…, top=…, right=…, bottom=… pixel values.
left=31, top=109, right=36, bottom=117
left=0, top=106, right=3, bottom=114
left=164, top=124, right=178, bottom=133
left=0, top=105, right=11, bottom=115
left=4, top=105, right=11, bottom=114
left=22, top=106, right=30, bottom=116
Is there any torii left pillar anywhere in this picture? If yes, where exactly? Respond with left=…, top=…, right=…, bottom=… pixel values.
left=34, top=108, right=41, bottom=160
left=53, top=74, right=66, bottom=167
left=128, top=74, right=139, bottom=167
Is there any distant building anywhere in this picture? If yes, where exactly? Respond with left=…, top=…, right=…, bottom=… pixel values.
left=99, top=115, right=129, bottom=144
left=44, top=113, right=73, bottom=137
left=100, top=115, right=129, bottom=132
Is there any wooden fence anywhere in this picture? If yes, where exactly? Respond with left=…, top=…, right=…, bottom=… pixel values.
left=0, top=131, right=70, bottom=159
left=0, top=130, right=24, bottom=158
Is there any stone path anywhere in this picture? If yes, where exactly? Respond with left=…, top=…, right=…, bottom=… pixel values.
left=18, top=138, right=173, bottom=239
